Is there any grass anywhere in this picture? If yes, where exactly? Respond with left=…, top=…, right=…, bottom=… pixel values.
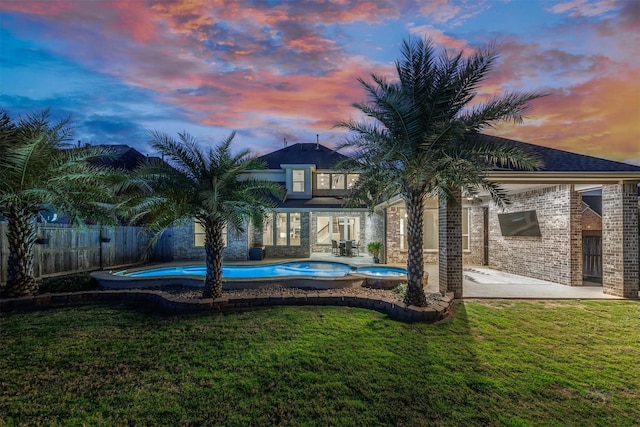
left=1, top=300, right=639, bottom=426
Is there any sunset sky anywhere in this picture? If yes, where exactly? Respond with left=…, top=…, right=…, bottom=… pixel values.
left=1, top=0, right=639, bottom=164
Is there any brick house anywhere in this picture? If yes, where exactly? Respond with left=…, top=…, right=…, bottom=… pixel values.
left=165, top=136, right=639, bottom=298
left=168, top=141, right=384, bottom=262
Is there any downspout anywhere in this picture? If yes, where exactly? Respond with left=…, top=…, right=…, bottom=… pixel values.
left=99, top=227, right=103, bottom=270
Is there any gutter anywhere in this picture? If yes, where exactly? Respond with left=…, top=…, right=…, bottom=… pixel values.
left=485, top=171, right=640, bottom=184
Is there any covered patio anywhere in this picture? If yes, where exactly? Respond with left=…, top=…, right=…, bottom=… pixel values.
left=308, top=253, right=623, bottom=299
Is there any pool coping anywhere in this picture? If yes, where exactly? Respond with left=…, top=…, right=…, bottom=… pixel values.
left=0, top=289, right=453, bottom=323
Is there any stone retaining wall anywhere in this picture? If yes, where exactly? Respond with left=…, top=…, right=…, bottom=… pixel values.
left=0, top=290, right=453, bottom=323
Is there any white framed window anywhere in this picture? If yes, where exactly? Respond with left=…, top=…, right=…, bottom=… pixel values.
left=194, top=221, right=227, bottom=247
left=292, top=170, right=305, bottom=192
left=397, top=208, right=469, bottom=251
left=400, top=210, right=407, bottom=250
left=315, top=173, right=359, bottom=190
left=262, top=213, right=273, bottom=246
left=347, top=173, right=359, bottom=189
left=315, top=215, right=360, bottom=243
left=265, top=212, right=302, bottom=246
left=316, top=216, right=331, bottom=244
left=331, top=174, right=345, bottom=189
left=317, top=173, right=330, bottom=189
left=462, top=208, right=470, bottom=251
left=276, top=213, right=288, bottom=245
left=290, top=213, right=301, bottom=245
left=423, top=209, right=438, bottom=250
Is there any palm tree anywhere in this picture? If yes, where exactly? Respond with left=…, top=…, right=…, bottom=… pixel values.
left=338, top=37, right=546, bottom=305
left=0, top=109, right=122, bottom=298
left=124, top=131, right=284, bottom=299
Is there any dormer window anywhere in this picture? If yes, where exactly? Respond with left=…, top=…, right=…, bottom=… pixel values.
left=317, top=173, right=330, bottom=189
left=347, top=173, right=359, bottom=189
left=315, top=173, right=359, bottom=190
left=292, top=170, right=305, bottom=192
left=331, top=174, right=345, bottom=189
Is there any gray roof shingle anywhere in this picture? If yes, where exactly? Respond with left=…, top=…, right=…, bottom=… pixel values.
left=257, top=143, right=350, bottom=169
left=476, top=135, right=640, bottom=172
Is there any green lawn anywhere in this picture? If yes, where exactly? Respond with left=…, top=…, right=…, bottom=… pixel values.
left=1, top=300, right=639, bottom=426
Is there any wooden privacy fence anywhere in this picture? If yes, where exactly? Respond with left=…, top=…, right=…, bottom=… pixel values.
left=0, top=222, right=156, bottom=284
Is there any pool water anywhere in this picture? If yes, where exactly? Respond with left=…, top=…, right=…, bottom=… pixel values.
left=119, top=262, right=353, bottom=279
left=354, top=266, right=407, bottom=277
left=116, top=261, right=407, bottom=279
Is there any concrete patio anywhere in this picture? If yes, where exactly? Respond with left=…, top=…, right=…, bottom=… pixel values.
left=308, top=253, right=625, bottom=300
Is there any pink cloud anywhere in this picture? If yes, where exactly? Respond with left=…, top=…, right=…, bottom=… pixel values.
left=155, top=54, right=386, bottom=132
left=493, top=69, right=640, bottom=162
left=2, top=0, right=162, bottom=43
left=407, top=24, right=468, bottom=50
left=2, top=0, right=638, bottom=162
left=417, top=0, right=492, bottom=26
left=549, top=0, right=618, bottom=17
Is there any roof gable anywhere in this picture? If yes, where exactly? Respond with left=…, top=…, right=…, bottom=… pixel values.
left=257, top=143, right=350, bottom=170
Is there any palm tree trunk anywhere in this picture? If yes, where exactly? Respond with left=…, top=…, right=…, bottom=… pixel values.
left=202, top=220, right=225, bottom=299
left=404, top=192, right=428, bottom=306
left=4, top=210, right=38, bottom=298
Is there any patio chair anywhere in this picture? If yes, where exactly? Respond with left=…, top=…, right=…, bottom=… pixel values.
left=331, top=240, right=340, bottom=256
left=344, top=240, right=353, bottom=257
left=353, top=241, right=360, bottom=256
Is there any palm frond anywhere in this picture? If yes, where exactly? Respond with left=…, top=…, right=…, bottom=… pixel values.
left=0, top=108, right=123, bottom=225
left=124, top=130, right=284, bottom=240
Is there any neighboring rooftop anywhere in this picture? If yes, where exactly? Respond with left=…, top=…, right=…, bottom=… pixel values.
left=92, top=144, right=165, bottom=171
left=91, top=144, right=148, bottom=171
left=257, top=143, right=350, bottom=170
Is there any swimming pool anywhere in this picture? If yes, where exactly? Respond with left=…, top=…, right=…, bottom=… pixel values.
left=93, top=261, right=408, bottom=290
left=117, top=262, right=355, bottom=279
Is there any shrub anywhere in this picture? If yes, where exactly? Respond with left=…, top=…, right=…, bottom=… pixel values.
left=392, top=283, right=407, bottom=298
left=38, top=274, right=100, bottom=294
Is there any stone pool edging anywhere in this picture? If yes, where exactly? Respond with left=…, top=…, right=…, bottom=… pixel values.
left=0, top=290, right=454, bottom=323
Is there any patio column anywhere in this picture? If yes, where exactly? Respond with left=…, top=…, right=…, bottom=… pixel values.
left=569, top=186, right=583, bottom=286
left=601, top=182, right=639, bottom=298
left=439, top=191, right=463, bottom=298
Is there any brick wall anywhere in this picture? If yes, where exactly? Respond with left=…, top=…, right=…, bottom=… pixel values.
left=365, top=210, right=385, bottom=261
left=224, top=229, right=250, bottom=261
left=488, top=185, right=582, bottom=286
left=385, top=205, right=404, bottom=264
left=171, top=223, right=205, bottom=261
left=466, top=206, right=485, bottom=265
left=601, top=183, right=639, bottom=297
left=439, top=194, right=463, bottom=297
left=171, top=222, right=249, bottom=261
